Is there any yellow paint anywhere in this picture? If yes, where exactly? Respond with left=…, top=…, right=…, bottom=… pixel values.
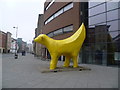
left=34, top=23, right=86, bottom=70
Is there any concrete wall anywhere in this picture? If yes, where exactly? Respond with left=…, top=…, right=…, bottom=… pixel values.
left=34, top=14, right=44, bottom=57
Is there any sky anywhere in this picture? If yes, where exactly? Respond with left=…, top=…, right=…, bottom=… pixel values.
left=1, top=0, right=119, bottom=44
left=0, top=0, right=46, bottom=44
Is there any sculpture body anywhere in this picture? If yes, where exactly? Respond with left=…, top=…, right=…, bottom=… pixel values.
left=34, top=23, right=86, bottom=70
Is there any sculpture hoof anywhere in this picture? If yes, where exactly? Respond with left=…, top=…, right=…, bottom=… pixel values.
left=63, top=65, right=69, bottom=68
left=73, top=65, right=78, bottom=68
left=50, top=67, right=56, bottom=70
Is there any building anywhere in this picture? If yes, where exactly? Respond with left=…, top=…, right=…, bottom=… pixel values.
left=27, top=43, right=33, bottom=53
left=6, top=32, right=12, bottom=53
left=0, top=31, right=6, bottom=53
left=35, top=0, right=119, bottom=66
left=0, top=31, right=11, bottom=53
left=22, top=41, right=27, bottom=51
left=0, top=30, right=27, bottom=54
left=10, top=38, right=19, bottom=53
left=81, top=1, right=120, bottom=66
left=34, top=14, right=44, bottom=57
left=0, top=31, right=3, bottom=53
left=41, top=1, right=82, bottom=60
left=17, top=38, right=23, bottom=53
left=17, top=38, right=27, bottom=53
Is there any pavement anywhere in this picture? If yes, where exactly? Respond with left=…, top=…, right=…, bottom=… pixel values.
left=2, top=53, right=119, bottom=88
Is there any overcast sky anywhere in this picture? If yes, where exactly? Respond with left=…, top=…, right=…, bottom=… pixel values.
left=0, top=0, right=46, bottom=44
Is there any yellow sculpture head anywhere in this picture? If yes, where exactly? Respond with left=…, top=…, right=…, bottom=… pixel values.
left=34, top=34, right=47, bottom=45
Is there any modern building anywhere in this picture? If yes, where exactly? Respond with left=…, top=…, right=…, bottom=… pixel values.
left=35, top=0, right=119, bottom=66
left=17, top=38, right=27, bottom=53
left=17, top=38, right=23, bottom=53
left=81, top=1, right=120, bottom=66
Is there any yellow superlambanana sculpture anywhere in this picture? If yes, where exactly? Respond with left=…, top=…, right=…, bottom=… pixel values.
left=34, top=23, right=86, bottom=70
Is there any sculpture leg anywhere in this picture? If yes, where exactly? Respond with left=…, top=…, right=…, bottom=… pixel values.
left=63, top=56, right=70, bottom=67
left=50, top=54, right=58, bottom=70
left=72, top=56, right=78, bottom=68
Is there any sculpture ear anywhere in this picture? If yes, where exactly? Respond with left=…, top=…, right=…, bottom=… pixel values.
left=41, top=36, right=44, bottom=41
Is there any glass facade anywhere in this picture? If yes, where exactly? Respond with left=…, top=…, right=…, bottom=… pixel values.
left=80, top=1, right=120, bottom=66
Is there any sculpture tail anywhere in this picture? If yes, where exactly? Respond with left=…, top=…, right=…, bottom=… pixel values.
left=71, top=23, right=86, bottom=40
left=63, top=23, right=86, bottom=43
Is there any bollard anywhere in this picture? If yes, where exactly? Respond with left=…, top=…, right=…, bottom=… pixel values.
left=15, top=54, right=18, bottom=59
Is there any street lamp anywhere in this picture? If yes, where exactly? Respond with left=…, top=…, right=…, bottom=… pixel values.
left=13, top=26, right=18, bottom=59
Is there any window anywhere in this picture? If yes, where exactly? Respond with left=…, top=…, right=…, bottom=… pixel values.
left=89, top=3, right=105, bottom=16
left=45, top=21, right=48, bottom=25
left=107, top=1, right=119, bottom=11
left=89, top=2, right=105, bottom=8
left=54, top=9, right=64, bottom=18
left=89, top=13, right=106, bottom=25
left=47, top=25, right=73, bottom=37
left=45, top=15, right=54, bottom=24
left=47, top=32, right=54, bottom=37
left=109, top=31, right=119, bottom=39
left=45, top=0, right=55, bottom=10
left=107, top=9, right=119, bottom=21
left=47, top=16, right=54, bottom=22
left=107, top=20, right=119, bottom=31
left=53, top=29, right=63, bottom=35
left=64, top=3, right=73, bottom=12
left=63, top=25, right=73, bottom=33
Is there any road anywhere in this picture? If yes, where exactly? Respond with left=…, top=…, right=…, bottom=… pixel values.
left=2, top=53, right=119, bottom=88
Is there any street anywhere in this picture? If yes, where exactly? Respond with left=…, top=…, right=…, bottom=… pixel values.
left=2, top=53, right=118, bottom=88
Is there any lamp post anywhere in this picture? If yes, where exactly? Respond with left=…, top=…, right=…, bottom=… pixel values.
left=13, top=26, right=18, bottom=59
